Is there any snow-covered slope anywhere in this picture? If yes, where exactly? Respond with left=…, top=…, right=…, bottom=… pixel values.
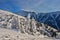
left=0, top=28, right=59, bottom=40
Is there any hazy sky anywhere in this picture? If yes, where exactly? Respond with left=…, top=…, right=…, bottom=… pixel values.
left=0, top=0, right=60, bottom=13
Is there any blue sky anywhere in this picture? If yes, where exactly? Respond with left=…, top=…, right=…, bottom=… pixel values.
left=0, top=0, right=60, bottom=13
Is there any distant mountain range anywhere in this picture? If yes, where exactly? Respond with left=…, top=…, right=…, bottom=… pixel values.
left=15, top=10, right=60, bottom=31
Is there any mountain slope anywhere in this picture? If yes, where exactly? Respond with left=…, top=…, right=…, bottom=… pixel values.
left=0, top=10, right=58, bottom=38
left=15, top=10, right=60, bottom=30
left=37, top=12, right=60, bottom=30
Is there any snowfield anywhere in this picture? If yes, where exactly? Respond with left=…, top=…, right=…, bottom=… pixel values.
left=0, top=28, right=59, bottom=40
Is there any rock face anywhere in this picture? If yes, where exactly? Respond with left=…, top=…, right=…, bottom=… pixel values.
left=0, top=10, right=58, bottom=38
